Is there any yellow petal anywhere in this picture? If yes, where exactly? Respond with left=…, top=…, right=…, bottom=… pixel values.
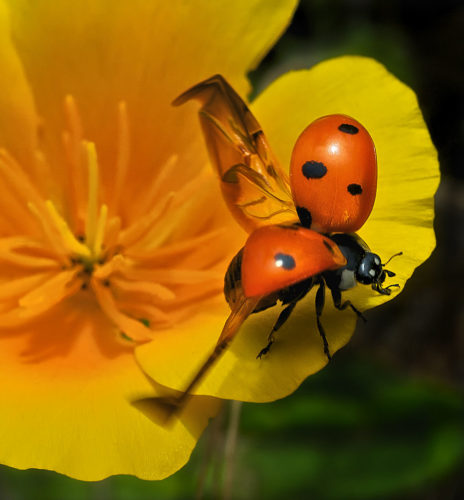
left=0, top=295, right=219, bottom=480
left=137, top=57, right=439, bottom=403
left=252, top=56, right=439, bottom=306
left=0, top=0, right=38, bottom=167
left=5, top=0, right=297, bottom=215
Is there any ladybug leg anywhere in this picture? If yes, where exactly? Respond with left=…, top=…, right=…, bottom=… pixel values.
left=372, top=282, right=400, bottom=295
left=256, top=301, right=298, bottom=359
left=315, top=280, right=332, bottom=361
left=330, top=288, right=367, bottom=323
left=256, top=280, right=312, bottom=359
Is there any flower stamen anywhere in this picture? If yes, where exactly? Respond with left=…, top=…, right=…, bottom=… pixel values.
left=91, top=279, right=154, bottom=342
left=19, top=268, right=80, bottom=309
left=0, top=94, right=230, bottom=344
left=111, top=101, right=130, bottom=215
left=63, top=94, right=85, bottom=229
left=44, top=200, right=91, bottom=258
left=27, top=202, right=70, bottom=262
left=93, top=204, right=108, bottom=257
left=84, top=142, right=100, bottom=254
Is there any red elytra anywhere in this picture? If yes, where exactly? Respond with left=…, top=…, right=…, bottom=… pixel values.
left=241, top=225, right=346, bottom=298
left=290, top=114, right=377, bottom=233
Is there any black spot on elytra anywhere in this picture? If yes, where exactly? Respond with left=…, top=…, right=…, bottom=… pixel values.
left=274, top=253, right=296, bottom=270
left=323, top=240, right=335, bottom=254
left=302, top=161, right=327, bottom=179
left=347, top=183, right=363, bottom=195
left=296, top=206, right=312, bottom=228
left=339, top=124, right=359, bottom=134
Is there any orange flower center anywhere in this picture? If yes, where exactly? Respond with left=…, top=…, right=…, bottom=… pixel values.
left=0, top=96, right=227, bottom=344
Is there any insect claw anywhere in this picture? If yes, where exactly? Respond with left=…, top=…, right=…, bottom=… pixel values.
left=257, top=340, right=273, bottom=359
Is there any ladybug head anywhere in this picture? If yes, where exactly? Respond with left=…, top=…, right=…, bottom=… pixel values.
left=356, top=251, right=402, bottom=295
left=356, top=252, right=383, bottom=284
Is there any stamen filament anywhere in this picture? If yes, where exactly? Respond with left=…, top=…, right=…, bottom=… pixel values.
left=63, top=96, right=84, bottom=227
left=132, top=171, right=210, bottom=251
left=117, top=301, right=173, bottom=327
left=0, top=273, right=52, bottom=301
left=134, top=154, right=178, bottom=218
left=19, top=268, right=80, bottom=308
left=0, top=250, right=59, bottom=269
left=45, top=200, right=91, bottom=257
left=121, top=267, right=222, bottom=284
left=28, top=202, right=69, bottom=261
left=118, top=192, right=174, bottom=248
left=93, top=204, right=108, bottom=257
left=92, top=280, right=154, bottom=342
left=0, top=150, right=47, bottom=209
left=111, top=101, right=130, bottom=214
left=0, top=272, right=82, bottom=327
left=111, top=277, right=175, bottom=301
left=85, top=142, right=99, bottom=251
left=93, top=254, right=127, bottom=280
left=125, top=228, right=226, bottom=260
left=104, top=216, right=122, bottom=255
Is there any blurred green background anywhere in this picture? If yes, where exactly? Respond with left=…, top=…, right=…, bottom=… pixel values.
left=1, top=0, right=462, bottom=498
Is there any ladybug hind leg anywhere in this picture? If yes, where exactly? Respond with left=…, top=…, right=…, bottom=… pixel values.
left=315, top=279, right=332, bottom=361
left=257, top=279, right=312, bottom=359
left=256, top=300, right=299, bottom=359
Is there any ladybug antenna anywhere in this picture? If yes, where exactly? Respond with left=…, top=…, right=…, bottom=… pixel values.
left=382, top=251, right=403, bottom=267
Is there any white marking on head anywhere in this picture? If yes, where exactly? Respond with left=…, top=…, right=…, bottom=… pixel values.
left=369, top=269, right=376, bottom=277
left=374, top=257, right=380, bottom=265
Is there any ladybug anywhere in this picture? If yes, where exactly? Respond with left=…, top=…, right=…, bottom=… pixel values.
left=163, top=75, right=401, bottom=414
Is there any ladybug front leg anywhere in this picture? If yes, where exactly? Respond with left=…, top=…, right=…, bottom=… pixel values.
left=315, top=279, right=332, bottom=361
left=330, top=288, right=367, bottom=323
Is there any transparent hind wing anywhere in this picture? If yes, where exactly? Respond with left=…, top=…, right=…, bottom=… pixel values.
left=156, top=294, right=262, bottom=421
left=174, top=75, right=297, bottom=232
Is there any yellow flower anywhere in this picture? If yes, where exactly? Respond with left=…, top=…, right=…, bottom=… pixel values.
left=138, top=58, right=439, bottom=400
left=0, top=0, right=298, bottom=480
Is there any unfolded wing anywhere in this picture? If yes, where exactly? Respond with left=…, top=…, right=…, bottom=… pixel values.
left=173, top=75, right=297, bottom=233
left=154, top=293, right=262, bottom=421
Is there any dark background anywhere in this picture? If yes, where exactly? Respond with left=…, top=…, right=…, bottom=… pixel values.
left=0, top=1, right=462, bottom=498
